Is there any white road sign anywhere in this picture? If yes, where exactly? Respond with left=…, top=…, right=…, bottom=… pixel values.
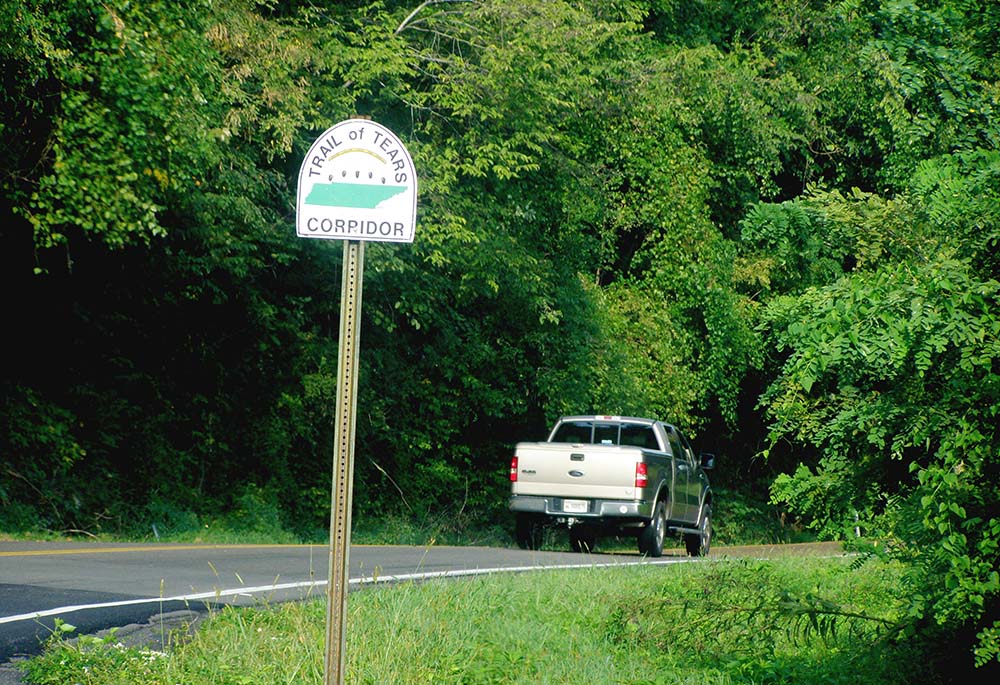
left=296, top=119, right=417, bottom=243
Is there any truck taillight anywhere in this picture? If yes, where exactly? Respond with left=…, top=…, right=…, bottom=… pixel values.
left=510, top=456, right=518, bottom=482
left=635, top=462, right=648, bottom=488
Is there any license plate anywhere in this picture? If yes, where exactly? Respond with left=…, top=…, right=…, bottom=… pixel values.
left=563, top=499, right=588, bottom=513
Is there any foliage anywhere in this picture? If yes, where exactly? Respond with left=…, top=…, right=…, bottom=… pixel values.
left=604, top=558, right=914, bottom=683
left=3, top=1, right=225, bottom=250
left=754, top=158, right=1000, bottom=670
left=22, top=620, right=172, bottom=685
left=23, top=557, right=923, bottom=685
left=853, top=0, right=1000, bottom=189
left=0, top=0, right=803, bottom=534
left=0, top=386, right=87, bottom=530
left=710, top=485, right=808, bottom=545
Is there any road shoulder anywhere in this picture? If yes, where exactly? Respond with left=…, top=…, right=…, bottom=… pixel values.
left=0, top=609, right=206, bottom=685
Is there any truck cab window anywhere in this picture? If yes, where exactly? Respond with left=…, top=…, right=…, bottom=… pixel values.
left=552, top=420, right=658, bottom=449
left=551, top=422, right=593, bottom=444
left=620, top=424, right=657, bottom=449
left=594, top=423, right=619, bottom=445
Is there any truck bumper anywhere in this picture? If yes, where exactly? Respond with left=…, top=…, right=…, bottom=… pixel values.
left=509, top=495, right=653, bottom=522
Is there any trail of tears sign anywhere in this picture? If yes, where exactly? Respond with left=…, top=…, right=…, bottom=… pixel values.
left=296, top=119, right=417, bottom=685
left=297, top=118, right=418, bottom=243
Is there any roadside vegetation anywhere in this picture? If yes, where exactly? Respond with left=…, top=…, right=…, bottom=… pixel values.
left=2, top=0, right=998, bottom=678
left=23, top=555, right=935, bottom=685
left=0, top=484, right=794, bottom=550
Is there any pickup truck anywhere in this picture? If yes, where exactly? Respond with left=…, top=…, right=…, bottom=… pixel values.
left=509, top=415, right=714, bottom=557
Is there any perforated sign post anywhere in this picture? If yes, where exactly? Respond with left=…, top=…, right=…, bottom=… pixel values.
left=296, top=118, right=417, bottom=685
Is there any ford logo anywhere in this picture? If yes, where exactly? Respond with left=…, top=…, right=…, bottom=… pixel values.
left=568, top=470, right=585, bottom=477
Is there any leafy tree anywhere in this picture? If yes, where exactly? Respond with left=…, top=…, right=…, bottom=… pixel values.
left=752, top=148, right=1000, bottom=671
left=737, top=5, right=1000, bottom=671
left=0, top=0, right=839, bottom=531
left=0, top=0, right=353, bottom=531
left=762, top=256, right=999, bottom=672
left=795, top=0, right=1000, bottom=193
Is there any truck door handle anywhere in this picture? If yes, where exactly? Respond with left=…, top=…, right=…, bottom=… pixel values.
left=570, top=453, right=585, bottom=461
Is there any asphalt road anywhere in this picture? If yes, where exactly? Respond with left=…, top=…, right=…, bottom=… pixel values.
left=0, top=540, right=843, bottom=670
left=0, top=541, right=675, bottom=664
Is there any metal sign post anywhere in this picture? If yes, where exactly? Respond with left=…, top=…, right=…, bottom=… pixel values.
left=324, top=239, right=363, bottom=681
left=296, top=118, right=417, bottom=685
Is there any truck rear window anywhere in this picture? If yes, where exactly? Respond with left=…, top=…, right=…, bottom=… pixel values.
left=551, top=421, right=594, bottom=444
left=551, top=421, right=658, bottom=449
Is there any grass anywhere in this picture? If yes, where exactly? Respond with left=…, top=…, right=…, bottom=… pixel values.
left=20, top=554, right=929, bottom=684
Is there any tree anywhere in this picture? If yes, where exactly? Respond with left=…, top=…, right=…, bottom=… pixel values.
left=753, top=153, right=1000, bottom=671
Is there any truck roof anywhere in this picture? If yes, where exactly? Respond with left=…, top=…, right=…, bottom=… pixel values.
left=557, top=415, right=657, bottom=424
left=554, top=416, right=683, bottom=437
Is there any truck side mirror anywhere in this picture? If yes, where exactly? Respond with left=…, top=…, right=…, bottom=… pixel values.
left=699, top=452, right=716, bottom=470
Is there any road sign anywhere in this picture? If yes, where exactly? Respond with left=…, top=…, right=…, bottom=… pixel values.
left=296, top=118, right=417, bottom=685
left=297, top=119, right=417, bottom=243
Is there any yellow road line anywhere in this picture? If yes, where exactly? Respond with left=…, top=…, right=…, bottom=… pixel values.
left=0, top=544, right=309, bottom=558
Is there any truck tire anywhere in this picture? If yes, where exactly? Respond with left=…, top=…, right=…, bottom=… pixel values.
left=515, top=513, right=544, bottom=550
left=638, top=501, right=666, bottom=557
left=569, top=527, right=597, bottom=553
left=685, top=506, right=712, bottom=557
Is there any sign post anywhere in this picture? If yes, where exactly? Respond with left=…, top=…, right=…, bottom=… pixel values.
left=324, top=237, right=363, bottom=681
left=296, top=118, right=417, bottom=685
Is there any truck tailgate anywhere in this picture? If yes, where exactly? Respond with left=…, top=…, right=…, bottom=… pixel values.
left=513, top=442, right=644, bottom=500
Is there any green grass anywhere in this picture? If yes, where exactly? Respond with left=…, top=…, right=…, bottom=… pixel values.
left=20, top=555, right=927, bottom=685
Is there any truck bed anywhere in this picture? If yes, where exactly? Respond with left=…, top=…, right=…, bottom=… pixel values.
left=512, top=441, right=666, bottom=501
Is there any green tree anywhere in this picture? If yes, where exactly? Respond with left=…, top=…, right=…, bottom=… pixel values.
left=762, top=256, right=999, bottom=671
left=0, top=0, right=353, bottom=531
left=753, top=149, right=1000, bottom=671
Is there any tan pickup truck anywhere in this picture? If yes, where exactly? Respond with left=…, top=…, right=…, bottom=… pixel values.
left=509, top=415, right=714, bottom=556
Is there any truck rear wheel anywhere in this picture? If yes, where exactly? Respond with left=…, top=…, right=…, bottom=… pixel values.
left=638, top=501, right=666, bottom=557
left=515, top=514, right=544, bottom=550
left=685, top=506, right=712, bottom=557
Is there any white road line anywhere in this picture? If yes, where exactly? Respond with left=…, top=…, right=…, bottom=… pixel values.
left=0, top=580, right=320, bottom=625
left=0, top=557, right=690, bottom=625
